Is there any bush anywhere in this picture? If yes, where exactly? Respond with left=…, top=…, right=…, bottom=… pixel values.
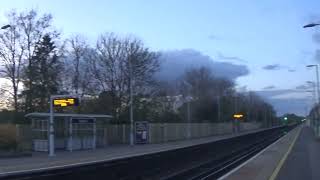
left=0, top=124, right=18, bottom=150
left=0, top=110, right=25, bottom=124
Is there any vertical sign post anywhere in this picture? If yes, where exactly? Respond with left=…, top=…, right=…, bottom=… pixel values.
left=49, top=96, right=55, bottom=156
left=233, top=114, right=244, bottom=134
left=48, top=95, right=79, bottom=157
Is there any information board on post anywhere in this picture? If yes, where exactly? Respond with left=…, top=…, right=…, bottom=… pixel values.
left=48, top=95, right=80, bottom=156
left=53, top=97, right=79, bottom=107
left=135, top=121, right=149, bottom=144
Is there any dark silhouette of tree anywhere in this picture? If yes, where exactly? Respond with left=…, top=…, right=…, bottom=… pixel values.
left=22, top=34, right=61, bottom=112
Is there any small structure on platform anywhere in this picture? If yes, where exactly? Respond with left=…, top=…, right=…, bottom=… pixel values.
left=25, top=113, right=112, bottom=152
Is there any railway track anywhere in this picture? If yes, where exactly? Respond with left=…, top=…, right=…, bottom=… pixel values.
left=162, top=132, right=283, bottom=180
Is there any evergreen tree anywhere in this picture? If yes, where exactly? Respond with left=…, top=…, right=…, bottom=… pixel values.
left=22, top=34, right=61, bottom=112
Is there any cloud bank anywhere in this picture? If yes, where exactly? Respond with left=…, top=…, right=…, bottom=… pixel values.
left=256, top=89, right=310, bottom=116
left=156, top=49, right=249, bottom=82
left=262, top=64, right=282, bottom=70
left=262, top=85, right=276, bottom=90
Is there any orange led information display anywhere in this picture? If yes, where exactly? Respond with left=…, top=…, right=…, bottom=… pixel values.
left=233, top=114, right=244, bottom=119
left=53, top=98, right=79, bottom=107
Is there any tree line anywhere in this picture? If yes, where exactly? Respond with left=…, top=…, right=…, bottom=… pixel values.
left=0, top=9, right=278, bottom=126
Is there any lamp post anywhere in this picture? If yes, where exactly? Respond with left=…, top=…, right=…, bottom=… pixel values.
left=303, top=23, right=320, bottom=28
left=304, top=23, right=320, bottom=103
left=1, top=24, right=11, bottom=30
left=217, top=95, right=221, bottom=122
left=49, top=96, right=55, bottom=156
left=183, top=81, right=192, bottom=139
left=307, top=81, right=317, bottom=105
left=306, top=65, right=320, bottom=104
left=304, top=23, right=320, bottom=136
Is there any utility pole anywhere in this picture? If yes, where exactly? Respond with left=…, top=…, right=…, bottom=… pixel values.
left=187, top=98, right=191, bottom=138
left=264, top=107, right=267, bottom=128
left=129, top=58, right=134, bottom=146
left=248, top=93, right=252, bottom=122
left=304, top=24, right=320, bottom=136
left=217, top=95, right=221, bottom=122
left=183, top=81, right=192, bottom=139
left=316, top=66, right=320, bottom=103
left=307, top=65, right=320, bottom=103
left=307, top=81, right=317, bottom=105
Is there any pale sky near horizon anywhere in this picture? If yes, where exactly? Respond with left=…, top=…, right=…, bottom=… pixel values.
left=0, top=0, right=320, bottom=115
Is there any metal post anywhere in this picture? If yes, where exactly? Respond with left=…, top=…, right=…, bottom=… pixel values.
left=69, top=118, right=73, bottom=152
left=248, top=94, right=251, bottom=122
left=316, top=65, right=320, bottom=104
left=264, top=109, right=267, bottom=127
left=49, top=96, right=55, bottom=156
left=183, top=81, right=192, bottom=139
left=311, top=65, right=320, bottom=137
left=310, top=83, right=317, bottom=105
left=269, top=109, right=273, bottom=126
left=217, top=96, right=221, bottom=122
left=187, top=99, right=191, bottom=138
left=234, top=95, right=238, bottom=134
left=93, top=119, right=96, bottom=149
left=129, top=58, right=134, bottom=146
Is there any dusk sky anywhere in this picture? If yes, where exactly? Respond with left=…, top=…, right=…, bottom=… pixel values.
left=1, top=0, right=320, bottom=115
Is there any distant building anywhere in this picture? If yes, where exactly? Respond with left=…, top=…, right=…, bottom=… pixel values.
left=159, top=95, right=191, bottom=113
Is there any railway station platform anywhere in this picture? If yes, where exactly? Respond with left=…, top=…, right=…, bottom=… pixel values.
left=222, top=124, right=315, bottom=180
left=276, top=125, right=320, bottom=180
left=0, top=128, right=264, bottom=177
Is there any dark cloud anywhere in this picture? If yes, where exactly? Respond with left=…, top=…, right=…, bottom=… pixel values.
left=208, top=34, right=220, bottom=40
left=262, top=85, right=276, bottom=90
left=262, top=64, right=282, bottom=70
left=256, top=89, right=294, bottom=98
left=262, top=64, right=294, bottom=71
left=217, top=52, right=247, bottom=63
left=295, top=82, right=314, bottom=91
left=156, top=49, right=249, bottom=81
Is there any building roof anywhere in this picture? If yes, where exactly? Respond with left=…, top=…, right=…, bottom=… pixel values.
left=25, top=112, right=113, bottom=119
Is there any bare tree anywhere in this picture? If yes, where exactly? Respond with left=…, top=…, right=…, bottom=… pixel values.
left=90, top=33, right=160, bottom=119
left=0, top=81, right=12, bottom=110
left=123, top=36, right=160, bottom=95
left=18, top=9, right=57, bottom=112
left=180, top=67, right=234, bottom=99
left=65, top=35, right=93, bottom=96
left=0, top=11, right=25, bottom=111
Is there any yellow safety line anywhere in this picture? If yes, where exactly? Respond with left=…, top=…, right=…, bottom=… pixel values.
left=269, top=126, right=302, bottom=180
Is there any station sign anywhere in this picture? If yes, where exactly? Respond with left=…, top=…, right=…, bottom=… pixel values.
left=71, top=118, right=94, bottom=124
left=135, top=121, right=149, bottom=144
left=53, top=98, right=79, bottom=107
